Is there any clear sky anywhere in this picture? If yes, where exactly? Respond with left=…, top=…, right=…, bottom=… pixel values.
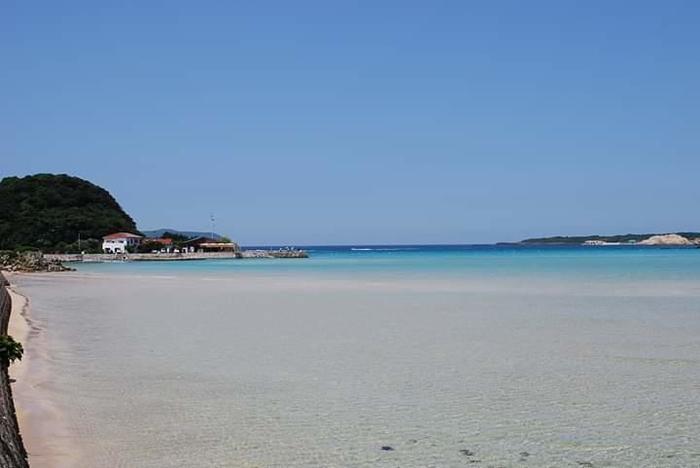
left=2, top=1, right=699, bottom=245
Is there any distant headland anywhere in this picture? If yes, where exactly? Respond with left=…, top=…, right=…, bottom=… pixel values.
left=511, top=233, right=700, bottom=246
left=0, top=173, right=308, bottom=271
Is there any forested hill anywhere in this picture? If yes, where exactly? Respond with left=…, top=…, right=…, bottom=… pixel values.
left=0, top=174, right=138, bottom=251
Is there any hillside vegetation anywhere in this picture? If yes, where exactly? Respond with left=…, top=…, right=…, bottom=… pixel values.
left=0, top=174, right=138, bottom=252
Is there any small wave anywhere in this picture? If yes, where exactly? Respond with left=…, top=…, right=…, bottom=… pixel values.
left=350, top=247, right=417, bottom=251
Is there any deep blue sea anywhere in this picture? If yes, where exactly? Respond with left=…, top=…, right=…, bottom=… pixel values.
left=74, top=244, right=700, bottom=282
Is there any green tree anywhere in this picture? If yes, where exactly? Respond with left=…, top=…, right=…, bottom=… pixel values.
left=160, top=231, right=191, bottom=242
left=0, top=174, right=139, bottom=251
left=0, top=335, right=24, bottom=366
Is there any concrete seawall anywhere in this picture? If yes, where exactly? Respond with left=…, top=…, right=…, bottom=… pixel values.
left=0, top=273, right=29, bottom=468
left=45, top=249, right=308, bottom=263
left=45, top=252, right=241, bottom=262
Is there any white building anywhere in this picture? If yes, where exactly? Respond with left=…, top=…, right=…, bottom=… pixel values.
left=102, top=232, right=143, bottom=253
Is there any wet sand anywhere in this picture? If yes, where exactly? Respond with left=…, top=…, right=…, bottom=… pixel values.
left=7, top=274, right=79, bottom=468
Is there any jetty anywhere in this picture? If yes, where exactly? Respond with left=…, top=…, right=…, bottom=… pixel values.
left=241, top=248, right=309, bottom=259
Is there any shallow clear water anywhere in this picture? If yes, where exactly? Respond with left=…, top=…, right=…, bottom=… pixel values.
left=15, top=246, right=700, bottom=467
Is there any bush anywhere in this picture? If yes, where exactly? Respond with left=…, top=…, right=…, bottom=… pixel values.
left=62, top=238, right=101, bottom=254
left=0, top=335, right=23, bottom=366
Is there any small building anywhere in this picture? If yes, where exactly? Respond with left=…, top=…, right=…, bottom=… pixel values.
left=102, top=232, right=143, bottom=253
left=144, top=237, right=175, bottom=253
left=181, top=236, right=240, bottom=253
left=145, top=238, right=173, bottom=246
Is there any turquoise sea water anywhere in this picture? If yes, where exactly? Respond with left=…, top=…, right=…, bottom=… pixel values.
left=75, top=245, right=700, bottom=281
left=15, top=244, right=700, bottom=467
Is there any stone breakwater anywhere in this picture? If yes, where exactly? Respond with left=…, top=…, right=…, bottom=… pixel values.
left=0, top=273, right=29, bottom=468
left=240, top=249, right=309, bottom=259
left=0, top=252, right=73, bottom=273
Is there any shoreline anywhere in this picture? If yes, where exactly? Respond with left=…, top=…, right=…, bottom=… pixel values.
left=6, top=273, right=80, bottom=468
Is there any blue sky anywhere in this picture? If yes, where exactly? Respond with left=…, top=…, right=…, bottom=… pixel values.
left=2, top=1, right=699, bottom=244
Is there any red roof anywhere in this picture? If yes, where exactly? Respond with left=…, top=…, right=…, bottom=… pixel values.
left=146, top=238, right=173, bottom=245
left=103, top=232, right=143, bottom=240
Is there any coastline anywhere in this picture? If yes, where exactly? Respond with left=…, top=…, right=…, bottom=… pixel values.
left=43, top=248, right=308, bottom=264
left=6, top=273, right=80, bottom=468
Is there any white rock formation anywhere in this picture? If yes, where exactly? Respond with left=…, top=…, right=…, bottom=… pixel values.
left=638, top=234, right=693, bottom=245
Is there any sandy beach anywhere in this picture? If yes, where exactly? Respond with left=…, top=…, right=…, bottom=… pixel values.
left=6, top=273, right=79, bottom=468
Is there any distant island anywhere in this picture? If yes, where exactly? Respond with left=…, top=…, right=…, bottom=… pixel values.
left=515, top=233, right=700, bottom=246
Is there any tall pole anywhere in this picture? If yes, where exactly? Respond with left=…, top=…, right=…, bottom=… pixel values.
left=210, top=214, right=215, bottom=240
left=78, top=232, right=81, bottom=252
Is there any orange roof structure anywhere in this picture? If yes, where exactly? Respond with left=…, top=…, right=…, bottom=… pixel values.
left=102, top=232, right=143, bottom=240
left=146, top=238, right=173, bottom=245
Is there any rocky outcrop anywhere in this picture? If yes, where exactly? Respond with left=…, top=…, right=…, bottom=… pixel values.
left=268, top=249, right=309, bottom=258
left=240, top=249, right=309, bottom=259
left=0, top=273, right=29, bottom=468
left=0, top=251, right=74, bottom=272
left=638, top=234, right=693, bottom=246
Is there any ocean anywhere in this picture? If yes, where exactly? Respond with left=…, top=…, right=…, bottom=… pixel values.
left=13, top=245, right=700, bottom=467
left=76, top=244, right=700, bottom=281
